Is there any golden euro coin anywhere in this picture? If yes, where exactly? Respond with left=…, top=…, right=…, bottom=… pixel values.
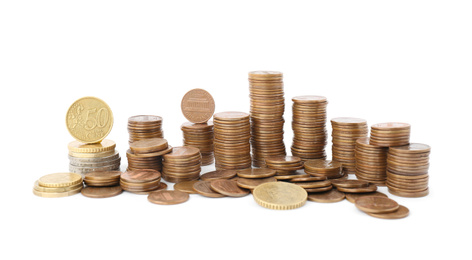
left=38, top=172, right=83, bottom=188
left=66, top=96, right=114, bottom=144
left=253, top=182, right=307, bottom=210
left=33, top=185, right=83, bottom=198
left=68, top=139, right=116, bottom=153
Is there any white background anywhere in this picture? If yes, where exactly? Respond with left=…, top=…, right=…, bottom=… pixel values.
left=1, top=1, right=471, bottom=259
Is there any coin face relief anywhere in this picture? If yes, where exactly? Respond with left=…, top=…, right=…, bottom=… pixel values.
left=181, top=89, right=215, bottom=124
left=66, top=97, right=114, bottom=144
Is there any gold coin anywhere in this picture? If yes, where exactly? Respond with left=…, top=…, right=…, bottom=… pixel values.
left=38, top=172, right=83, bottom=188
left=68, top=139, right=116, bottom=153
left=253, top=182, right=307, bottom=210
left=66, top=96, right=114, bottom=144
left=34, top=181, right=83, bottom=193
left=33, top=185, right=83, bottom=198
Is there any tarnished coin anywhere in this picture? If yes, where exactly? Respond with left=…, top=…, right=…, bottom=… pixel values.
left=210, top=179, right=250, bottom=197
left=355, top=196, right=399, bottom=214
left=38, top=172, right=83, bottom=188
left=237, top=168, right=277, bottom=179
left=193, top=181, right=226, bottom=198
left=181, top=88, right=215, bottom=124
left=173, top=180, right=199, bottom=194
left=200, top=170, right=237, bottom=181
left=81, top=186, right=123, bottom=198
left=147, top=190, right=190, bottom=205
left=237, top=177, right=277, bottom=190
left=345, top=191, right=388, bottom=203
left=307, top=189, right=345, bottom=203
left=253, top=182, right=307, bottom=210
left=367, top=205, right=410, bottom=219
left=66, top=96, right=113, bottom=144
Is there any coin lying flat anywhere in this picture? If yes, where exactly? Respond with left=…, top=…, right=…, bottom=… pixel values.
left=147, top=190, right=190, bottom=205
left=237, top=168, right=277, bottom=179
left=38, top=172, right=83, bottom=188
left=253, top=182, right=307, bottom=210
left=66, top=96, right=113, bottom=144
left=330, top=179, right=369, bottom=188
left=366, top=205, right=409, bottom=219
left=193, top=181, right=226, bottom=198
left=307, top=189, right=345, bottom=203
left=81, top=186, right=123, bottom=198
left=336, top=183, right=377, bottom=193
left=210, top=179, right=250, bottom=197
left=345, top=191, right=388, bottom=203
left=237, top=177, right=277, bottom=190
left=200, top=170, right=237, bottom=181
left=68, top=139, right=116, bottom=153
left=181, top=88, right=215, bottom=124
left=33, top=185, right=83, bottom=198
left=33, top=181, right=83, bottom=193
left=355, top=196, right=399, bottom=214
left=173, top=180, right=199, bottom=194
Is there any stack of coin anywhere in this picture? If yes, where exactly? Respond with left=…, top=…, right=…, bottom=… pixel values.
left=83, top=171, right=121, bottom=187
left=181, top=121, right=214, bottom=166
left=162, top=146, right=202, bottom=183
left=264, top=156, right=304, bottom=175
left=331, top=117, right=368, bottom=175
left=370, top=122, right=410, bottom=147
left=386, top=143, right=430, bottom=197
left=248, top=71, right=286, bottom=167
left=289, top=176, right=332, bottom=193
left=304, top=159, right=346, bottom=179
left=235, top=168, right=278, bottom=191
left=291, top=96, right=328, bottom=161
left=355, top=137, right=388, bottom=185
left=33, top=172, right=83, bottom=198
left=213, top=111, right=252, bottom=170
left=127, top=138, right=172, bottom=171
left=68, top=140, right=121, bottom=177
left=120, top=169, right=164, bottom=194
left=128, top=115, right=164, bottom=142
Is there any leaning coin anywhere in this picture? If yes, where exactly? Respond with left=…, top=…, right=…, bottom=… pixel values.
left=210, top=179, right=250, bottom=197
left=193, top=181, right=226, bottom=198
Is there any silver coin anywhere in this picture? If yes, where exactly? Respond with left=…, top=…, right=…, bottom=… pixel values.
left=69, top=157, right=121, bottom=167
left=68, top=151, right=120, bottom=163
left=69, top=163, right=121, bottom=173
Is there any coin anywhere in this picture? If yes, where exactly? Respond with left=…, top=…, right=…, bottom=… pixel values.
left=193, top=181, right=226, bottom=198
left=236, top=177, right=277, bottom=190
left=210, top=179, right=250, bottom=197
left=68, top=139, right=116, bottom=153
left=181, top=88, right=215, bottom=124
left=173, top=180, right=199, bottom=194
left=253, top=182, right=307, bottom=210
left=200, top=170, right=237, bottom=181
left=147, top=190, right=190, bottom=205
left=367, top=205, right=409, bottom=219
left=293, top=180, right=332, bottom=189
left=237, top=168, right=277, bottom=178
left=162, top=146, right=201, bottom=183
left=33, top=181, right=83, bottom=193
left=33, top=185, right=83, bottom=198
left=307, top=189, right=345, bottom=203
left=66, top=96, right=113, bottom=144
left=121, top=169, right=161, bottom=183
left=128, top=115, right=164, bottom=142
left=182, top=121, right=214, bottom=166
left=330, top=179, right=369, bottom=188
left=345, top=191, right=388, bottom=203
left=129, top=138, right=168, bottom=154
left=304, top=186, right=333, bottom=193
left=355, top=196, right=400, bottom=214
left=81, top=186, right=123, bottom=198
left=336, top=183, right=377, bottom=193
left=369, top=122, right=411, bottom=147
left=38, top=172, right=83, bottom=188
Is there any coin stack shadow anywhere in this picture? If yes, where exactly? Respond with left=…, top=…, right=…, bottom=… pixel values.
left=355, top=137, right=388, bottom=186
left=127, top=115, right=164, bottom=142
left=162, top=146, right=202, bottom=183
left=213, top=112, right=252, bottom=170
left=248, top=71, right=286, bottom=167
left=291, top=96, right=328, bottom=161
left=386, top=144, right=430, bottom=197
left=331, top=117, right=368, bottom=175
left=68, top=140, right=121, bottom=177
left=181, top=121, right=214, bottom=166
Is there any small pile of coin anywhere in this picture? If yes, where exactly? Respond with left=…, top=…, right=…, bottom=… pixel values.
left=235, top=168, right=278, bottom=191
left=68, top=140, right=121, bottom=177
left=120, top=169, right=165, bottom=194
left=127, top=138, right=172, bottom=171
left=355, top=137, right=388, bottom=186
left=331, top=117, right=368, bottom=175
left=355, top=196, right=409, bottom=219
left=386, top=143, right=430, bottom=197
left=370, top=122, right=410, bottom=147
left=291, top=95, right=328, bottom=161
left=304, top=159, right=345, bottom=179
left=82, top=171, right=123, bottom=199
left=128, top=115, right=164, bottom=142
left=192, top=177, right=251, bottom=198
left=33, top=172, right=83, bottom=198
left=181, top=121, right=214, bottom=166
left=213, top=111, right=252, bottom=170
left=264, top=156, right=304, bottom=175
left=289, top=175, right=332, bottom=193
left=248, top=71, right=286, bottom=167
left=330, top=179, right=378, bottom=193
left=162, top=146, right=202, bottom=183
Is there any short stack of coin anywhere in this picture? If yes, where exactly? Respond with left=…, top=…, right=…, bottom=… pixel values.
left=213, top=111, right=252, bottom=170
left=68, top=139, right=121, bottom=177
left=264, top=156, right=304, bottom=175
left=181, top=121, right=214, bottom=166
left=304, top=159, right=346, bottom=179
left=120, top=169, right=163, bottom=194
left=33, top=172, right=83, bottom=198
left=386, top=143, right=430, bottom=197
left=291, top=95, right=328, bottom=161
left=127, top=115, right=164, bottom=142
left=289, top=176, right=332, bottom=193
left=127, top=138, right=172, bottom=171
left=83, top=171, right=121, bottom=187
left=331, top=117, right=368, bottom=175
left=248, top=71, right=286, bottom=167
left=370, top=122, right=410, bottom=147
left=162, top=146, right=202, bottom=183
left=355, top=137, right=388, bottom=186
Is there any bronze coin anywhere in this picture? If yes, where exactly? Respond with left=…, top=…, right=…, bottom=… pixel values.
left=345, top=191, right=388, bottom=203
left=121, top=169, right=161, bottom=183
left=307, top=189, right=345, bottom=203
left=128, top=115, right=162, bottom=124
left=163, top=146, right=200, bottom=159
left=237, top=177, right=277, bottom=190
left=290, top=176, right=327, bottom=182
left=355, top=196, right=400, bottom=214
left=330, top=179, right=369, bottom=188
left=181, top=88, right=215, bottom=124
left=237, top=168, right=277, bottom=178
left=210, top=179, right=250, bottom=197
left=336, top=183, right=377, bottom=193
left=367, top=205, right=409, bottom=219
left=371, top=122, right=411, bottom=130
left=264, top=156, right=301, bottom=164
left=214, top=111, right=250, bottom=121
left=304, top=185, right=333, bottom=193
left=200, top=170, right=237, bottom=181
left=129, top=138, right=168, bottom=154
left=193, top=181, right=226, bottom=198
left=147, top=190, right=190, bottom=205
left=84, top=171, right=121, bottom=181
left=81, top=186, right=123, bottom=198
left=173, top=180, right=199, bottom=194
left=294, top=180, right=331, bottom=189
left=304, top=159, right=342, bottom=171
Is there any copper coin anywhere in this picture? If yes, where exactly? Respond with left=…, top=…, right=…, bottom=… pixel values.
left=84, top=171, right=121, bottom=181
left=200, top=170, right=237, bottom=181
left=237, top=168, right=277, bottom=178
left=367, top=205, right=409, bottom=219
left=210, top=179, right=250, bottom=197
left=292, top=95, right=327, bottom=103
left=336, top=183, right=377, bottom=193
left=330, top=179, right=369, bottom=188
left=163, top=146, right=200, bottom=159
left=181, top=88, right=215, bottom=124
left=387, top=187, right=429, bottom=198
left=304, top=159, right=342, bottom=171
left=81, top=186, right=123, bottom=198
left=147, top=190, right=190, bottom=205
left=371, top=122, right=411, bottom=130
left=214, top=111, right=250, bottom=121
left=129, top=138, right=168, bottom=154
left=121, top=169, right=161, bottom=183
left=294, top=180, right=331, bottom=189
left=355, top=196, right=400, bottom=214
left=237, top=177, right=277, bottom=190
left=307, top=189, right=345, bottom=203
left=331, top=117, right=367, bottom=125
left=173, top=180, right=199, bottom=194
left=304, top=186, right=333, bottom=193
left=193, top=181, right=226, bottom=198
left=345, top=191, right=388, bottom=203
left=290, top=176, right=327, bottom=182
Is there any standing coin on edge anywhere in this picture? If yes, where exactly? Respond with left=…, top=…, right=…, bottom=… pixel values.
left=181, top=88, right=215, bottom=124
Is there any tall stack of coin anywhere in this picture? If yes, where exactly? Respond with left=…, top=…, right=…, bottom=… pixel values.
left=127, top=115, right=164, bottom=142
left=291, top=96, right=328, bottom=161
left=331, top=117, right=368, bottom=174
left=33, top=172, right=83, bottom=198
left=181, top=121, right=214, bottom=166
left=162, top=146, right=202, bottom=183
left=213, top=111, right=252, bottom=170
left=127, top=138, right=172, bottom=171
left=355, top=137, right=388, bottom=186
left=68, top=140, right=121, bottom=177
left=386, top=143, right=430, bottom=197
left=248, top=71, right=286, bottom=167
left=370, top=122, right=410, bottom=147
